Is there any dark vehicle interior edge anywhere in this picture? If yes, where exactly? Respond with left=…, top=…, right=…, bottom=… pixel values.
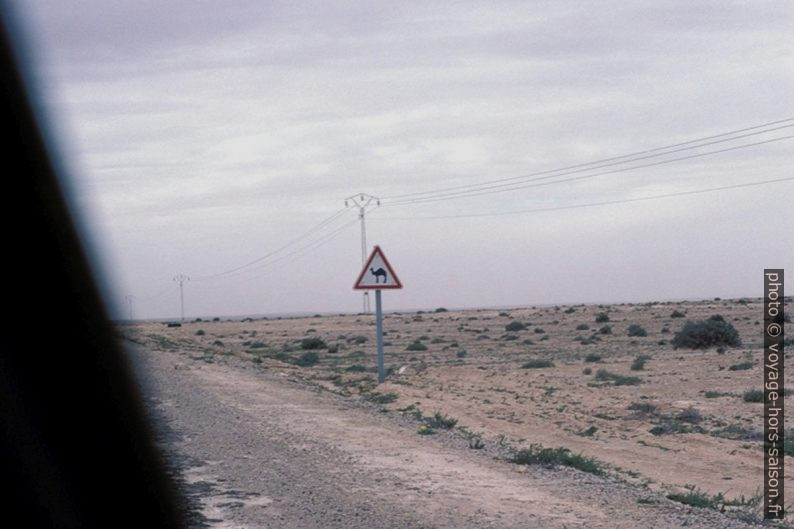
left=0, top=8, right=187, bottom=528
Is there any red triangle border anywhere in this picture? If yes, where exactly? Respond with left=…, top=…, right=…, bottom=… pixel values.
left=353, top=245, right=403, bottom=290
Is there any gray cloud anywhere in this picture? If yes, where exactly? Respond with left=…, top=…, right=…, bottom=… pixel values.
left=10, top=0, right=793, bottom=319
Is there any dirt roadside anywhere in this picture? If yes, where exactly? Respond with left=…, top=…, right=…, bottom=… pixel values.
left=126, top=342, right=767, bottom=529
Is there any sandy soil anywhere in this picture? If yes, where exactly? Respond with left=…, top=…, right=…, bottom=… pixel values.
left=124, top=297, right=789, bottom=527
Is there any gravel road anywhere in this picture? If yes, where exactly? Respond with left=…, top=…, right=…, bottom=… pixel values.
left=127, top=343, right=767, bottom=529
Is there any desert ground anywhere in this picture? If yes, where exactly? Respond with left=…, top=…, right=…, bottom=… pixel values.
left=124, top=297, right=791, bottom=528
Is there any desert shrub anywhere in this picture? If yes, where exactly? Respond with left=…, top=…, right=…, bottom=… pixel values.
left=584, top=353, right=602, bottom=363
left=213, top=340, right=223, bottom=346
left=456, top=350, right=467, bottom=358
left=511, top=444, right=603, bottom=475
left=582, top=367, right=592, bottom=375
left=728, top=361, right=754, bottom=371
left=249, top=341, right=267, bottom=349
left=505, top=321, right=527, bottom=332
left=595, top=312, right=610, bottom=323
left=271, top=351, right=291, bottom=362
left=675, top=407, right=703, bottom=424
left=434, top=307, right=448, bottom=313
left=469, top=437, right=485, bottom=449
left=417, top=424, right=435, bottom=435
left=345, top=364, right=368, bottom=372
left=666, top=488, right=724, bottom=510
left=578, top=425, right=598, bottom=437
left=598, top=325, right=612, bottom=335
left=595, top=369, right=641, bottom=386
left=521, top=359, right=554, bottom=369
left=671, top=315, right=741, bottom=349
left=649, top=423, right=681, bottom=435
left=533, top=327, right=545, bottom=334
left=670, top=310, right=686, bottom=318
left=627, top=324, right=648, bottom=337
left=742, top=389, right=764, bottom=402
left=368, top=392, right=398, bottom=404
left=502, top=334, right=519, bottom=341
left=349, top=335, right=368, bottom=344
left=628, top=402, right=658, bottom=414
left=195, top=329, right=205, bottom=336
left=711, top=423, right=762, bottom=441
left=704, top=390, right=729, bottom=398
left=406, top=340, right=428, bottom=351
left=300, top=337, right=327, bottom=350
left=564, top=307, right=576, bottom=314
left=576, top=324, right=590, bottom=331
left=294, top=351, right=319, bottom=367
left=427, top=412, right=457, bottom=429
left=630, top=355, right=651, bottom=371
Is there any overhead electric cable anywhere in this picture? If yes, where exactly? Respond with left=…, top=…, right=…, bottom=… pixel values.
left=381, top=134, right=794, bottom=207
left=371, top=176, right=794, bottom=220
left=195, top=216, right=360, bottom=283
left=381, top=118, right=794, bottom=204
left=191, top=207, right=351, bottom=281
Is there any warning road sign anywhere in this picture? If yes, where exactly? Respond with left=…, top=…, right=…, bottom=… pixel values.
left=354, top=245, right=402, bottom=290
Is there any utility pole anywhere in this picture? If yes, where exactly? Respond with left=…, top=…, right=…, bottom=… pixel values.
left=125, top=295, right=135, bottom=321
left=173, top=274, right=190, bottom=321
left=345, top=193, right=379, bottom=313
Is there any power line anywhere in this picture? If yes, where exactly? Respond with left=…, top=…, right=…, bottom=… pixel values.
left=371, top=176, right=794, bottom=220
left=380, top=118, right=794, bottom=203
left=191, top=207, right=351, bottom=281
left=194, top=216, right=360, bottom=284
left=381, top=133, right=794, bottom=207
left=137, top=284, right=179, bottom=302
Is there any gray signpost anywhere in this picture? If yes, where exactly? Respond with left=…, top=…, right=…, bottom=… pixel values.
left=353, top=245, right=402, bottom=383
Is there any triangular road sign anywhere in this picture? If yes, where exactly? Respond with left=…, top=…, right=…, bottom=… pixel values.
left=354, top=245, right=402, bottom=289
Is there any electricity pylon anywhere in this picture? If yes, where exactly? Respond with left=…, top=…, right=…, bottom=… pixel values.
left=125, top=295, right=135, bottom=321
left=173, top=274, right=190, bottom=321
left=344, top=193, right=379, bottom=313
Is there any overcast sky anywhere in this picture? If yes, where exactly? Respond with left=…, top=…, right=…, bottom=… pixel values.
left=8, top=1, right=794, bottom=319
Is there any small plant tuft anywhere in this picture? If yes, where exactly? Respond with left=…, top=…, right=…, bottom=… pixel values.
left=630, top=354, right=651, bottom=371
left=511, top=444, right=603, bottom=475
left=595, top=369, right=642, bottom=386
left=300, top=337, right=327, bottom=350
left=627, top=324, right=648, bottom=337
left=505, top=321, right=527, bottom=332
left=294, top=351, right=320, bottom=367
left=521, top=359, right=555, bottom=369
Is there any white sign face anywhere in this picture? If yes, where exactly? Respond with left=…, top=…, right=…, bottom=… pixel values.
left=354, top=246, right=402, bottom=290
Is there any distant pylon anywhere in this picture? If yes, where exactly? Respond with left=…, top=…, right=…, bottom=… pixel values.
left=125, top=295, right=135, bottom=321
left=173, top=274, right=190, bottom=321
left=344, top=193, right=379, bottom=313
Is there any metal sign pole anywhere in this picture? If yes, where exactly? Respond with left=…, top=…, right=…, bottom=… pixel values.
left=375, top=289, right=385, bottom=383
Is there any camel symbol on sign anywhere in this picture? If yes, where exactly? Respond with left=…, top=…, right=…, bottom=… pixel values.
left=370, top=267, right=387, bottom=283
left=354, top=245, right=402, bottom=290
